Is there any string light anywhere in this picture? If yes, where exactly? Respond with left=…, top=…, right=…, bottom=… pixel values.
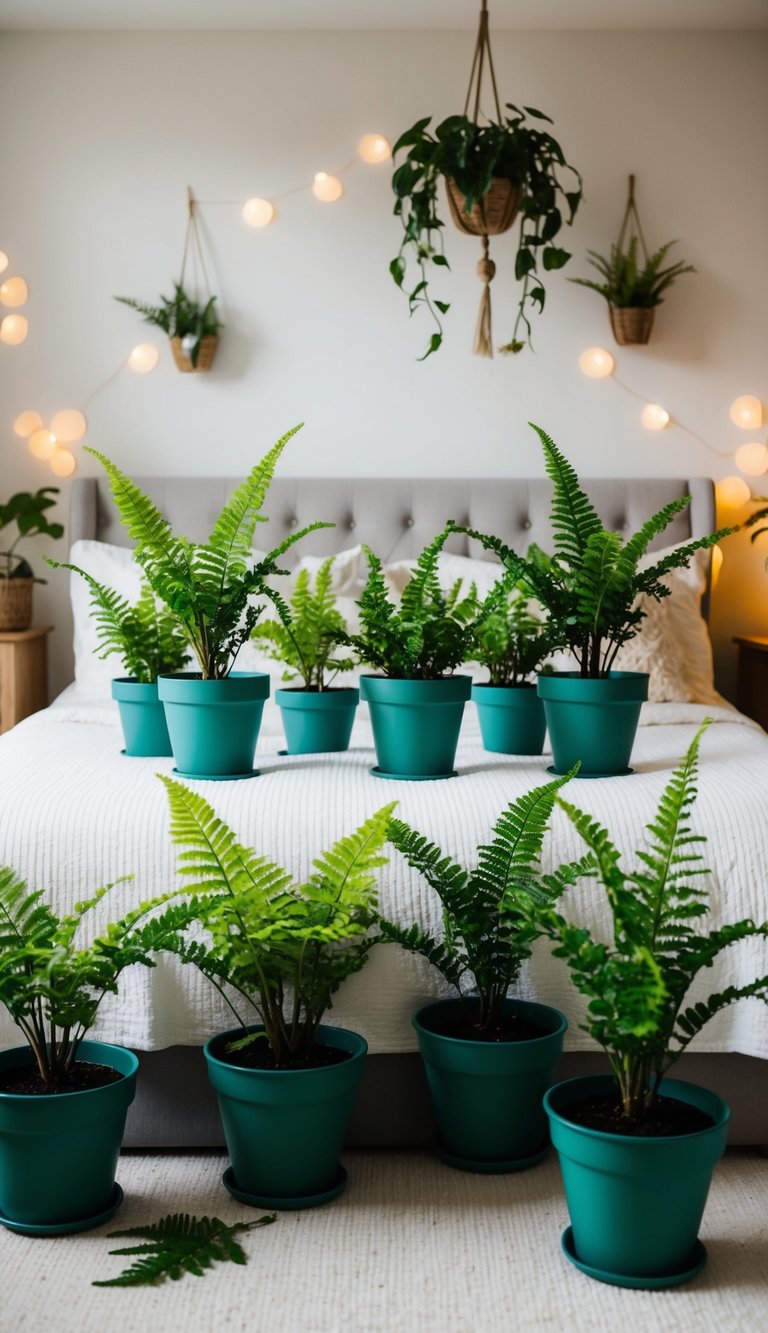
left=242, top=197, right=275, bottom=228
left=734, top=442, right=768, bottom=477
left=312, top=172, right=344, bottom=203
left=13, top=410, right=43, bottom=438
left=0, top=314, right=28, bottom=344
left=50, top=409, right=87, bottom=443
left=578, top=347, right=614, bottom=379
left=28, top=428, right=57, bottom=460
left=127, top=343, right=160, bottom=373
left=729, top=395, right=762, bottom=430
left=711, top=545, right=724, bottom=587
left=358, top=133, right=391, bottom=164
left=716, top=476, right=752, bottom=510
left=0, top=276, right=28, bottom=307
left=50, top=446, right=76, bottom=477
left=640, top=403, right=670, bottom=431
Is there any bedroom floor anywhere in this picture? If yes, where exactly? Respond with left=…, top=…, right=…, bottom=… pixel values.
left=2, top=1149, right=766, bottom=1333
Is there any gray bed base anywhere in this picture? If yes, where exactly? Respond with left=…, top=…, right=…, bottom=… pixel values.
left=70, top=472, right=766, bottom=1148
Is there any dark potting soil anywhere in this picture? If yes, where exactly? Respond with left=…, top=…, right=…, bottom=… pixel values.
left=445, top=1012, right=550, bottom=1043
left=561, top=1091, right=715, bottom=1138
left=212, top=1034, right=353, bottom=1072
left=0, top=1061, right=124, bottom=1096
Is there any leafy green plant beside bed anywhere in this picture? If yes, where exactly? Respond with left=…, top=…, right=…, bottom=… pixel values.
left=84, top=428, right=329, bottom=681
left=0, top=487, right=64, bottom=580
left=251, top=556, right=355, bottom=691
left=390, top=107, right=583, bottom=358
left=115, top=283, right=220, bottom=368
left=524, top=723, right=768, bottom=1121
left=472, top=570, right=560, bottom=686
left=570, top=237, right=695, bottom=310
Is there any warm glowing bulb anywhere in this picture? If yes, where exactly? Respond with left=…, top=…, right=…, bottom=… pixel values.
left=710, top=544, right=723, bottom=588
left=49, top=445, right=76, bottom=477
left=13, top=409, right=43, bottom=438
left=729, top=395, right=762, bottom=430
left=358, top=133, right=391, bottom=164
left=127, top=342, right=160, bottom=373
left=0, top=276, right=28, bottom=308
left=312, top=172, right=343, bottom=203
left=641, top=403, right=670, bottom=431
left=29, top=428, right=56, bottom=460
left=50, top=409, right=86, bottom=443
left=716, top=475, right=751, bottom=510
left=734, top=442, right=768, bottom=477
left=242, top=197, right=275, bottom=228
left=0, top=314, right=28, bottom=344
left=0, top=252, right=8, bottom=275
left=578, top=347, right=614, bottom=379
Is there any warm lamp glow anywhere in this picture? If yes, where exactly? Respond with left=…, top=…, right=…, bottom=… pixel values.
left=710, top=544, right=723, bottom=588
left=578, top=347, right=614, bottom=379
left=734, top=442, right=768, bottom=477
left=13, top=410, right=43, bottom=438
left=0, top=314, right=28, bottom=345
left=127, top=342, right=160, bottom=374
left=49, top=446, right=76, bottom=477
left=242, top=197, right=275, bottom=228
left=716, top=475, right=751, bottom=510
left=641, top=403, right=670, bottom=431
left=312, top=172, right=343, bottom=203
left=358, top=133, right=391, bottom=164
left=729, top=395, right=762, bottom=430
left=28, top=428, right=56, bottom=460
left=0, top=276, right=28, bottom=308
left=50, top=409, right=86, bottom=443
left=0, top=252, right=8, bottom=275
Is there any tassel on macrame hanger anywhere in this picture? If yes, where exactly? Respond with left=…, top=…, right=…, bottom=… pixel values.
left=474, top=236, right=496, bottom=357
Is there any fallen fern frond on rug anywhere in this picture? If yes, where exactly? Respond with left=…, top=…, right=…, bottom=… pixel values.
left=93, top=1211, right=277, bottom=1287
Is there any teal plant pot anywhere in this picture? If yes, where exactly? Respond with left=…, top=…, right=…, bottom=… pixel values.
left=413, top=998, right=568, bottom=1171
left=472, top=683, right=546, bottom=756
left=158, top=672, right=269, bottom=777
left=360, top=675, right=472, bottom=779
left=204, top=1024, right=367, bottom=1207
left=537, top=671, right=649, bottom=776
left=111, top=677, right=173, bottom=756
left=544, top=1074, right=729, bottom=1285
left=0, top=1040, right=137, bottom=1232
left=276, top=687, right=359, bottom=754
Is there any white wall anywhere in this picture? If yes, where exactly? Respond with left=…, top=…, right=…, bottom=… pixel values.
left=0, top=29, right=766, bottom=698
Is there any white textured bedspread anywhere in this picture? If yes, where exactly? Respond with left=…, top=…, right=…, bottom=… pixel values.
left=0, top=690, right=766, bottom=1058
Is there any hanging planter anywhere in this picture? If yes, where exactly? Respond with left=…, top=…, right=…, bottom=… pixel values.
left=115, top=187, right=222, bottom=373
left=390, top=0, right=582, bottom=359
left=571, top=176, right=695, bottom=347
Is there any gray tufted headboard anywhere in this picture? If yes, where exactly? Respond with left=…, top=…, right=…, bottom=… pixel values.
left=69, top=475, right=716, bottom=611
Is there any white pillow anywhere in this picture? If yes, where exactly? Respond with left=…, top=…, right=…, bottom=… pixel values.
left=383, top=552, right=503, bottom=602
left=294, top=545, right=364, bottom=597
left=68, top=539, right=143, bottom=697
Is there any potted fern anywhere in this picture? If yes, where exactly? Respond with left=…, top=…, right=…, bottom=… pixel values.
left=44, top=563, right=188, bottom=756
left=381, top=772, right=584, bottom=1172
left=0, top=864, right=186, bottom=1233
left=343, top=528, right=479, bottom=779
left=157, top=776, right=393, bottom=1208
left=115, top=283, right=220, bottom=371
left=0, top=487, right=64, bottom=631
left=85, top=427, right=330, bottom=778
left=456, top=425, right=732, bottom=776
left=251, top=556, right=358, bottom=754
left=471, top=569, right=561, bottom=755
left=570, top=237, right=695, bottom=346
left=525, top=725, right=768, bottom=1287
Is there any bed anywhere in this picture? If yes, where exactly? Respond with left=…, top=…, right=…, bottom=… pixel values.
left=0, top=474, right=766, bottom=1147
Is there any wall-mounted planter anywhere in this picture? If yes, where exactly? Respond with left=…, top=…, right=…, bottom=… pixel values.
left=609, top=305, right=655, bottom=346
left=169, top=334, right=218, bottom=373
left=537, top=670, right=648, bottom=777
left=276, top=687, right=359, bottom=755
left=361, top=674, right=472, bottom=779
left=158, top=671, right=269, bottom=778
left=111, top=677, right=173, bottom=756
left=472, top=682, right=546, bottom=755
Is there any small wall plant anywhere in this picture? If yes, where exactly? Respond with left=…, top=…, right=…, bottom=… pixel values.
left=570, top=237, right=695, bottom=311
left=115, top=283, right=220, bottom=368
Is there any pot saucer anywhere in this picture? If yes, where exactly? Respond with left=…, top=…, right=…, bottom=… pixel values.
left=0, top=1183, right=124, bottom=1236
left=560, top=1226, right=707, bottom=1289
left=434, top=1141, right=549, bottom=1174
left=546, top=766, right=634, bottom=780
left=221, top=1164, right=347, bottom=1211
left=369, top=767, right=458, bottom=782
left=171, top=767, right=260, bottom=781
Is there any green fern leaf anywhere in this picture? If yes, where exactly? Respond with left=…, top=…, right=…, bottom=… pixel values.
left=93, top=1211, right=276, bottom=1287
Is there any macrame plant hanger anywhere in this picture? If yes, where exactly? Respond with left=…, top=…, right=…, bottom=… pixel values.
left=610, top=174, right=656, bottom=346
left=464, top=0, right=503, bottom=358
left=616, top=174, right=649, bottom=266
left=180, top=186, right=213, bottom=308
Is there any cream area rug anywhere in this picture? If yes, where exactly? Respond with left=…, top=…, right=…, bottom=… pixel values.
left=2, top=1150, right=766, bottom=1332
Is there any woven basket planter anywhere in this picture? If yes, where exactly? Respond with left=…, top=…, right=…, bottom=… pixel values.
left=0, top=579, right=33, bottom=632
left=169, top=335, right=218, bottom=373
left=609, top=305, right=655, bottom=346
left=445, top=177, right=522, bottom=237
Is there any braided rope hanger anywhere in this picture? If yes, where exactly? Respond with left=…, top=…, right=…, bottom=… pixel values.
left=180, top=186, right=214, bottom=302
left=617, top=174, right=650, bottom=264
left=464, top=1, right=504, bottom=358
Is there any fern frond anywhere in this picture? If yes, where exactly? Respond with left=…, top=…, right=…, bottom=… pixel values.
left=529, top=423, right=602, bottom=565
left=208, top=425, right=303, bottom=559
left=93, top=1212, right=276, bottom=1287
left=378, top=918, right=465, bottom=991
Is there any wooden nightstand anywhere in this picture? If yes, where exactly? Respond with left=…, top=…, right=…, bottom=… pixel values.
left=0, top=626, right=52, bottom=734
left=733, top=635, right=768, bottom=731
